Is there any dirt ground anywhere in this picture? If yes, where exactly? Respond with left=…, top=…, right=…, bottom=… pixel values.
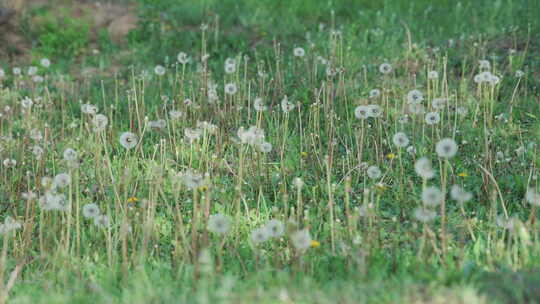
left=0, top=0, right=137, bottom=61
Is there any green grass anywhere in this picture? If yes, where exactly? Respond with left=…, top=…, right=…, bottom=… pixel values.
left=1, top=0, right=540, bottom=303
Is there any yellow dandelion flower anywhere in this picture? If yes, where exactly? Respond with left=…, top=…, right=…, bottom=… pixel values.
left=198, top=185, right=208, bottom=192
left=387, top=153, right=396, bottom=160
left=127, top=197, right=138, bottom=204
left=310, top=240, right=320, bottom=248
left=458, top=172, right=468, bottom=177
left=301, top=151, right=308, bottom=158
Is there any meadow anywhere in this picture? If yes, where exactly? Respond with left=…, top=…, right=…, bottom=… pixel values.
left=1, top=0, right=540, bottom=303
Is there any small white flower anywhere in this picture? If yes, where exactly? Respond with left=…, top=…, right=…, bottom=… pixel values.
left=392, top=132, right=409, bottom=148
left=515, top=70, right=525, bottom=78
left=13, top=67, right=21, bottom=75
left=293, top=47, right=305, bottom=57
left=154, top=65, right=166, bottom=76
left=119, top=132, right=138, bottom=149
left=207, top=213, right=232, bottom=235
left=0, top=68, right=5, bottom=78
left=367, top=165, right=381, bottom=179
left=435, top=138, right=458, bottom=158
left=414, top=157, right=435, bottom=179
left=82, top=203, right=100, bottom=219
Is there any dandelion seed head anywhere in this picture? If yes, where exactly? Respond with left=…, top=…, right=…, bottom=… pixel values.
left=436, top=138, right=458, bottom=158
left=367, top=104, right=382, bottom=118
left=415, top=157, right=435, bottom=179
left=281, top=96, right=295, bottom=113
left=379, top=63, right=392, bottom=74
left=526, top=188, right=540, bottom=206
left=253, top=97, right=267, bottom=111
left=53, top=173, right=71, bottom=189
left=293, top=47, right=306, bottom=57
left=154, top=65, right=166, bottom=76
left=94, top=215, right=110, bottom=228
left=250, top=228, right=270, bottom=245
left=354, top=105, right=369, bottom=119
left=177, top=52, right=190, bottom=64
left=119, top=132, right=138, bottom=149
left=40, top=58, right=51, bottom=68
left=92, top=114, right=108, bottom=132
left=367, top=165, right=381, bottom=179
left=207, top=213, right=232, bottom=235
left=264, top=219, right=285, bottom=238
left=369, top=89, right=381, bottom=98
left=392, top=132, right=409, bottom=148
left=407, top=90, right=424, bottom=104
left=63, top=148, right=78, bottom=162
left=290, top=229, right=312, bottom=252
left=224, top=83, right=237, bottom=95
left=422, top=186, right=443, bottom=207
left=414, top=207, right=437, bottom=223
left=425, top=111, right=441, bottom=125
left=428, top=70, right=439, bottom=79
left=450, top=185, right=473, bottom=203
left=258, top=141, right=272, bottom=153
left=82, top=203, right=100, bottom=219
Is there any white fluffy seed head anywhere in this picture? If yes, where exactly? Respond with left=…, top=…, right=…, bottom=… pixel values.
left=119, top=132, right=138, bottom=149
left=414, top=157, right=435, bottom=179
left=436, top=138, right=458, bottom=158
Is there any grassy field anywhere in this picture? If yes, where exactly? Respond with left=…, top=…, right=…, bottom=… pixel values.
left=1, top=0, right=540, bottom=303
